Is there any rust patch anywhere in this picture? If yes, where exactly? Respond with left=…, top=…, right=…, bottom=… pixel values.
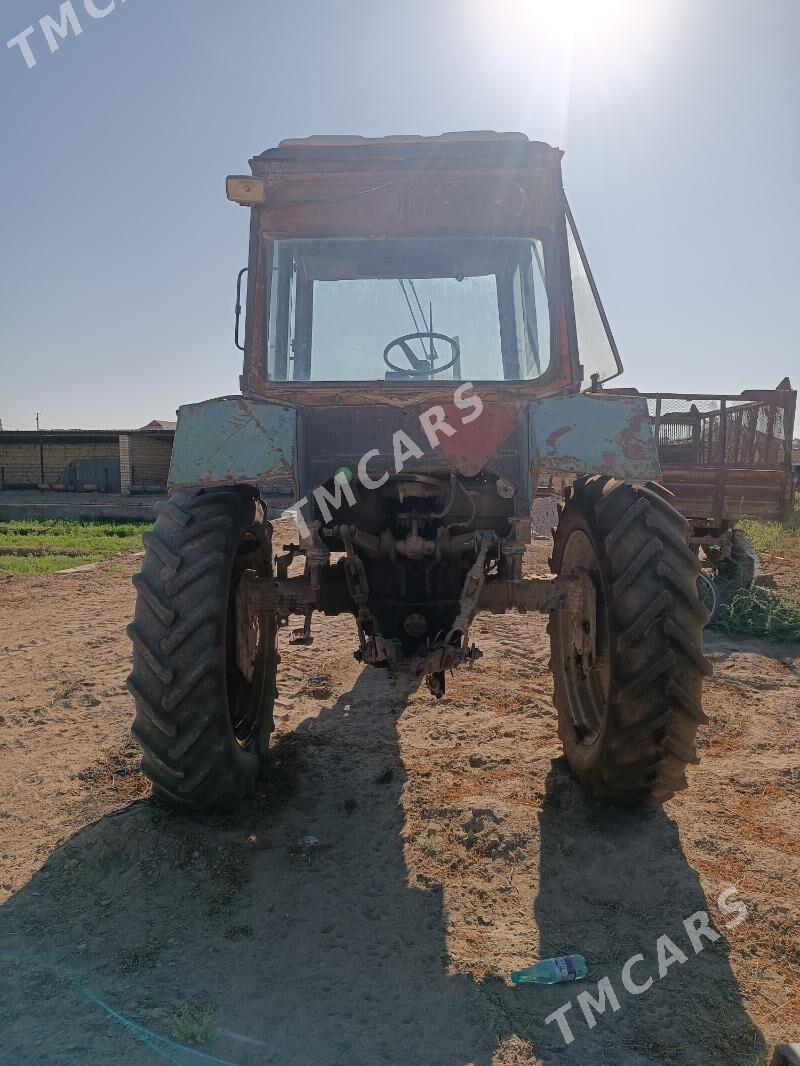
left=545, top=425, right=572, bottom=448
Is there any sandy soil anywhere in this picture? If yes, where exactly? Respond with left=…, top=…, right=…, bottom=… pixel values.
left=0, top=519, right=798, bottom=1065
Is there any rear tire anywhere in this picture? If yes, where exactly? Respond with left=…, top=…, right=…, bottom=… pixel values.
left=718, top=529, right=759, bottom=590
left=127, top=488, right=278, bottom=810
left=549, top=475, right=711, bottom=805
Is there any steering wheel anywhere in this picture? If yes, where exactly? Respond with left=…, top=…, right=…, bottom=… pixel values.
left=383, top=332, right=460, bottom=377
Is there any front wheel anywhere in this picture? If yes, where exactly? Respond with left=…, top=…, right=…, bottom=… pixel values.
left=548, top=475, right=711, bottom=805
left=127, top=488, right=278, bottom=810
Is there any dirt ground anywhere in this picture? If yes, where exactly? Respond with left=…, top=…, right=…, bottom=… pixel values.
left=0, top=518, right=798, bottom=1065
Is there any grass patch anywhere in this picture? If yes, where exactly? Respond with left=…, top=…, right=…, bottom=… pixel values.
left=710, top=501, right=800, bottom=640
left=738, top=498, right=800, bottom=564
left=119, top=938, right=164, bottom=975
left=0, top=552, right=109, bottom=575
left=416, top=829, right=443, bottom=857
left=170, top=1002, right=215, bottom=1048
left=0, top=518, right=149, bottom=574
left=712, top=582, right=800, bottom=642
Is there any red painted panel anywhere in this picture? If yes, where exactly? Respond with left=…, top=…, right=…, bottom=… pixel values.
left=437, top=402, right=519, bottom=476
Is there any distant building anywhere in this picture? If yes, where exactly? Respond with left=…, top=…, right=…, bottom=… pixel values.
left=138, top=420, right=177, bottom=432
left=0, top=422, right=175, bottom=494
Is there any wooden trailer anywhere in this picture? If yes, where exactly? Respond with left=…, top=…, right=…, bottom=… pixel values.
left=639, top=378, right=796, bottom=584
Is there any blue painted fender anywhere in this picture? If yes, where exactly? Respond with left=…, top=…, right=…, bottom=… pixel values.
left=530, top=393, right=661, bottom=482
left=168, top=396, right=298, bottom=493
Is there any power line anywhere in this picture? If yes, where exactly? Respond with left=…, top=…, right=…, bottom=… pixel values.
left=0, top=418, right=36, bottom=429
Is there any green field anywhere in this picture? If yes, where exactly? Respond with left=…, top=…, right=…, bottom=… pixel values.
left=0, top=519, right=150, bottom=574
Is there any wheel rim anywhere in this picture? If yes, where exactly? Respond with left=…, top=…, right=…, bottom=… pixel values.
left=556, top=528, right=611, bottom=743
left=697, top=572, right=718, bottom=621
left=226, top=529, right=276, bottom=751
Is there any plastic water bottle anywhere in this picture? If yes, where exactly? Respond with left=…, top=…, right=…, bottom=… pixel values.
left=510, top=954, right=588, bottom=985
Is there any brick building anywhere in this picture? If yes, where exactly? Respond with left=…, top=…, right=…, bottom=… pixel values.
left=0, top=422, right=175, bottom=494
left=119, top=421, right=176, bottom=493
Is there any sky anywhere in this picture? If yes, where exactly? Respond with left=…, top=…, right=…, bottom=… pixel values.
left=0, top=0, right=798, bottom=431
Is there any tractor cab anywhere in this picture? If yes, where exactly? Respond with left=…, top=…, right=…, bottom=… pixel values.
left=227, top=132, right=621, bottom=398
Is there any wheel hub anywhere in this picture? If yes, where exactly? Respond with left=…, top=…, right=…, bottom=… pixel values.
left=570, top=568, right=597, bottom=680
left=558, top=527, right=610, bottom=742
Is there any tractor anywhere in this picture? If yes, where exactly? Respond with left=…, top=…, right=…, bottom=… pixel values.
left=127, top=132, right=709, bottom=811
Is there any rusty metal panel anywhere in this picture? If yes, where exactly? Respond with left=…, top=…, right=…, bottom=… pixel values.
left=530, top=394, right=661, bottom=481
left=251, top=138, right=564, bottom=240
left=255, top=168, right=559, bottom=240
left=168, top=396, right=297, bottom=492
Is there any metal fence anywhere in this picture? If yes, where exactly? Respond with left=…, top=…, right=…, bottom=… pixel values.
left=641, top=387, right=795, bottom=470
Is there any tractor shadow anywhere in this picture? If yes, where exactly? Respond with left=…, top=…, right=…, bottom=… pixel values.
left=0, top=669, right=491, bottom=1065
left=0, top=672, right=765, bottom=1065
left=489, top=759, right=768, bottom=1064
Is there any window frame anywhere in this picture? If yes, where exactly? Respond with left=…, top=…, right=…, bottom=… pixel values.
left=563, top=196, right=623, bottom=387
left=258, top=233, right=562, bottom=385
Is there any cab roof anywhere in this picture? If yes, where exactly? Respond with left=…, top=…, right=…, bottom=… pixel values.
left=253, top=131, right=562, bottom=167
left=276, top=131, right=532, bottom=147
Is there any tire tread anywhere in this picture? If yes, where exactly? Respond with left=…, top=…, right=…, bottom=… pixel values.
left=550, top=475, right=710, bottom=805
left=127, top=489, right=274, bottom=810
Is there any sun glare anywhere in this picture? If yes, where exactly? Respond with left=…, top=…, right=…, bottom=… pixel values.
left=497, top=0, right=636, bottom=46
